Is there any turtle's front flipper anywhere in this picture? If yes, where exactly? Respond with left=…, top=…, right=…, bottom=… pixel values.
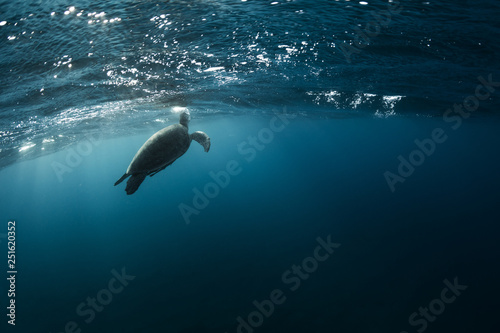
left=125, top=173, right=147, bottom=195
left=148, top=164, right=168, bottom=177
left=190, top=131, right=211, bottom=152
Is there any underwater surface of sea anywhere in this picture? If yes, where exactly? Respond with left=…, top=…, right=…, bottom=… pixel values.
left=1, top=0, right=500, bottom=332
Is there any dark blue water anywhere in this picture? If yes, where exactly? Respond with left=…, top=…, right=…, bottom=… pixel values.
left=1, top=1, right=499, bottom=332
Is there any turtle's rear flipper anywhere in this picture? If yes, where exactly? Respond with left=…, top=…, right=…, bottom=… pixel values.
left=114, top=173, right=130, bottom=186
left=125, top=174, right=147, bottom=195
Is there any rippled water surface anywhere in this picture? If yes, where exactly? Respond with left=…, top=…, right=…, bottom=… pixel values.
left=1, top=0, right=500, bottom=167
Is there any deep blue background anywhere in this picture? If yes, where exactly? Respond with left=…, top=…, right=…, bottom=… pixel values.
left=1, top=113, right=500, bottom=332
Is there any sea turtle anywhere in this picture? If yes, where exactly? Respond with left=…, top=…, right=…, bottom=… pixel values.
left=114, top=110, right=210, bottom=195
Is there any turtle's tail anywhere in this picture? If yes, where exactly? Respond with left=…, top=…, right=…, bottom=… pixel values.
left=114, top=173, right=130, bottom=186
left=125, top=174, right=147, bottom=195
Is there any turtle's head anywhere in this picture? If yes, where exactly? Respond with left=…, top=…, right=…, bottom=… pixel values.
left=179, top=110, right=191, bottom=127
